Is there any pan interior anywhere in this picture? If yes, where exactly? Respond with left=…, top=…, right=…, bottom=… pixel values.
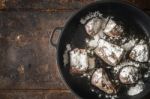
left=57, top=2, right=150, bottom=99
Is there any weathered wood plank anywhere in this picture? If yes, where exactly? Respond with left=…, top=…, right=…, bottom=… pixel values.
left=0, top=91, right=44, bottom=99
left=0, top=0, right=5, bottom=9
left=0, top=11, right=75, bottom=89
left=45, top=90, right=76, bottom=99
left=0, top=90, right=76, bottom=99
left=4, top=0, right=93, bottom=10
left=0, top=0, right=149, bottom=11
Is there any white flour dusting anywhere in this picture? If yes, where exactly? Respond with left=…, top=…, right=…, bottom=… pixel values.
left=86, top=33, right=100, bottom=49
left=63, top=44, right=71, bottom=66
left=114, top=60, right=140, bottom=73
left=95, top=39, right=124, bottom=66
left=121, top=38, right=138, bottom=51
left=80, top=11, right=103, bottom=24
left=104, top=19, right=116, bottom=33
left=119, top=66, right=139, bottom=84
left=129, top=44, right=149, bottom=62
left=85, top=17, right=102, bottom=36
left=86, top=30, right=107, bottom=49
left=70, top=49, right=88, bottom=71
left=127, top=81, right=144, bottom=96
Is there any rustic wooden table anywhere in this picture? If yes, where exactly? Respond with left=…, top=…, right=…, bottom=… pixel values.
left=0, top=0, right=149, bottom=99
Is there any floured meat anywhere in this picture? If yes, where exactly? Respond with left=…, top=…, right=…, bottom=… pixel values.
left=86, top=30, right=107, bottom=49
left=104, top=19, right=116, bottom=33
left=119, top=66, right=139, bottom=84
left=91, top=68, right=117, bottom=94
left=129, top=44, right=149, bottom=62
left=114, top=60, right=140, bottom=73
left=70, top=48, right=88, bottom=74
left=85, top=18, right=102, bottom=36
left=104, top=19, right=123, bottom=38
left=86, top=33, right=100, bottom=49
left=94, top=39, right=125, bottom=66
left=69, top=48, right=96, bottom=74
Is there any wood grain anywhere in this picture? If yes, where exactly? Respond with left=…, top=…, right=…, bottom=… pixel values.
left=0, top=90, right=76, bottom=99
left=0, top=0, right=149, bottom=11
left=4, top=0, right=93, bottom=10
left=0, top=11, right=74, bottom=90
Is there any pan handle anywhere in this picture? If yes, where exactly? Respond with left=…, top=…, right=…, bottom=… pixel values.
left=49, top=27, right=64, bottom=48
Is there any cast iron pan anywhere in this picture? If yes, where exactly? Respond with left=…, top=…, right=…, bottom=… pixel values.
left=50, top=0, right=150, bottom=99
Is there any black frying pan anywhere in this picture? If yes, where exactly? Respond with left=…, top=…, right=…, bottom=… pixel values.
left=50, top=0, right=150, bottom=99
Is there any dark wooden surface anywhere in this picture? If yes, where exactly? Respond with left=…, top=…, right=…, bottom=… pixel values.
left=0, top=0, right=149, bottom=99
